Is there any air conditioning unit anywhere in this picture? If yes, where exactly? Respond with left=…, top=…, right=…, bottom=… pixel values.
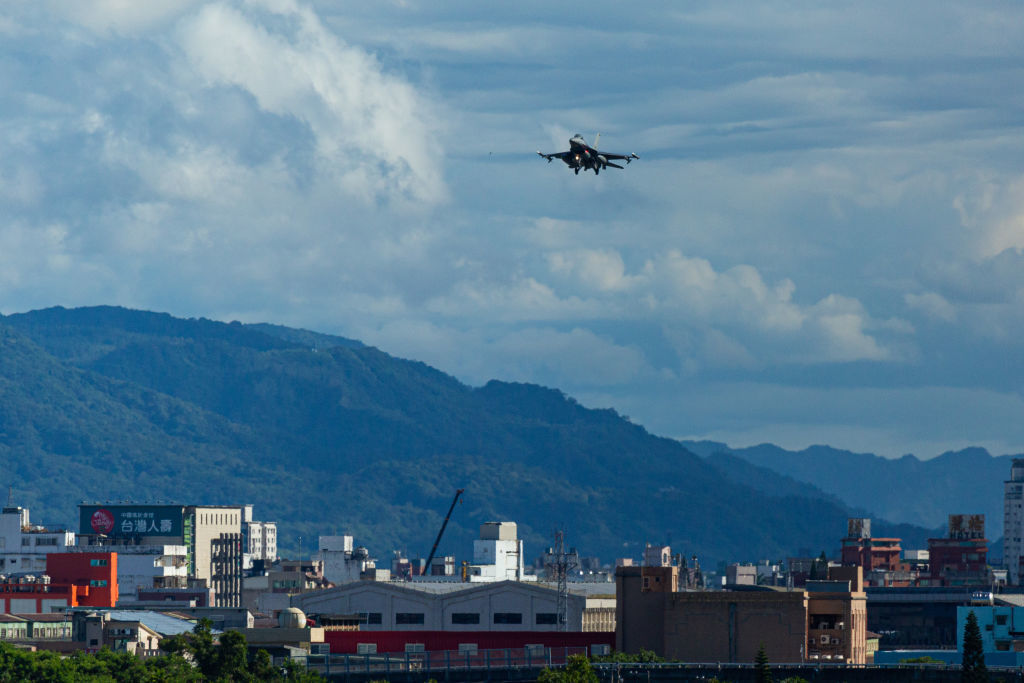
left=820, top=635, right=829, bottom=644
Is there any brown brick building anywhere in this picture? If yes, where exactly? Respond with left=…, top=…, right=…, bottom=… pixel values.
left=616, top=565, right=866, bottom=664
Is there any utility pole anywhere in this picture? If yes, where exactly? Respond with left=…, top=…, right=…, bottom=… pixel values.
left=553, top=529, right=578, bottom=631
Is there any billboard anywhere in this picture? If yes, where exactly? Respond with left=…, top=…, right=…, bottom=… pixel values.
left=847, top=518, right=871, bottom=539
left=948, top=514, right=985, bottom=540
left=79, top=505, right=185, bottom=538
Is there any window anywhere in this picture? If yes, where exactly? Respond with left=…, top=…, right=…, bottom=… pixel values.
left=451, top=612, right=480, bottom=625
left=90, top=559, right=109, bottom=567
left=395, top=613, right=425, bottom=625
left=997, top=614, right=1008, bottom=626
left=90, top=580, right=108, bottom=587
left=357, top=612, right=382, bottom=625
left=356, top=643, right=377, bottom=654
left=35, top=538, right=58, bottom=546
left=21, top=538, right=30, bottom=546
left=494, top=613, right=523, bottom=625
left=536, top=613, right=558, bottom=625
left=405, top=643, right=425, bottom=653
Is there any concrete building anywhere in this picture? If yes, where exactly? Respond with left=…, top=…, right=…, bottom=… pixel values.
left=642, top=545, right=671, bottom=567
left=318, top=535, right=382, bottom=585
left=1005, top=459, right=1024, bottom=585
left=841, top=518, right=903, bottom=571
left=0, top=506, right=76, bottom=574
left=806, top=566, right=869, bottom=663
left=292, top=579, right=586, bottom=631
left=243, top=559, right=332, bottom=614
left=928, top=514, right=990, bottom=587
left=873, top=600, right=1024, bottom=667
left=72, top=609, right=202, bottom=655
left=191, top=505, right=243, bottom=607
left=726, top=564, right=757, bottom=586
left=468, top=522, right=525, bottom=582
left=0, top=552, right=118, bottom=612
left=866, top=586, right=990, bottom=649
left=71, top=540, right=188, bottom=603
left=241, top=505, right=277, bottom=570
left=0, top=614, right=73, bottom=649
left=77, top=503, right=271, bottom=607
left=616, top=565, right=867, bottom=664
left=235, top=607, right=325, bottom=655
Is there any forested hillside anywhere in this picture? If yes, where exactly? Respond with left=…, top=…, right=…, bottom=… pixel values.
left=0, top=306, right=929, bottom=564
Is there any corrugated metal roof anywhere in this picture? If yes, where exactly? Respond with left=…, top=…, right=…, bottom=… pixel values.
left=105, top=610, right=212, bottom=636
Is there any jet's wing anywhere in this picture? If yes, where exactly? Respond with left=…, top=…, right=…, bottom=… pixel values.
left=599, top=151, right=640, bottom=164
left=537, top=150, right=572, bottom=163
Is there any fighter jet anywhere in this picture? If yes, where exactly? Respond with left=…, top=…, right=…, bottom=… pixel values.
left=537, top=133, right=639, bottom=175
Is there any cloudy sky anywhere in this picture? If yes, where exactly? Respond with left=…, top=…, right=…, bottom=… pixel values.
left=2, top=0, right=1023, bottom=458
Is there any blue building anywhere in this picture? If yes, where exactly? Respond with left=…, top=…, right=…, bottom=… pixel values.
left=875, top=602, right=1024, bottom=667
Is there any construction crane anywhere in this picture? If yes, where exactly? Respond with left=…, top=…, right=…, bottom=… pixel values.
left=423, top=488, right=465, bottom=576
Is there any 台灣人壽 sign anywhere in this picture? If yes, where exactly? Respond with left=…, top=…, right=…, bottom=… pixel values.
left=79, top=505, right=185, bottom=538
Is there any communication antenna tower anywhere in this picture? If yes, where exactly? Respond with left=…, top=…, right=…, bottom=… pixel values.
left=552, top=529, right=579, bottom=631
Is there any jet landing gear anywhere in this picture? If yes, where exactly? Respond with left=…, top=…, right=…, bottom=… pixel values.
left=574, top=168, right=579, bottom=175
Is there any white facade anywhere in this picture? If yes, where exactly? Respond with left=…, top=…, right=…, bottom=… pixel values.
left=73, top=543, right=188, bottom=603
left=643, top=545, right=671, bottom=567
left=1005, top=459, right=1024, bottom=585
left=0, top=507, right=75, bottom=574
left=245, top=521, right=278, bottom=567
left=319, top=535, right=377, bottom=585
left=469, top=522, right=525, bottom=582
left=292, top=580, right=585, bottom=631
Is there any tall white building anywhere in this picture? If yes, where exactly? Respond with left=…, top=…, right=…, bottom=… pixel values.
left=241, top=505, right=277, bottom=569
left=1005, top=459, right=1024, bottom=585
left=0, top=506, right=75, bottom=574
left=318, top=535, right=382, bottom=585
left=468, top=522, right=525, bottom=582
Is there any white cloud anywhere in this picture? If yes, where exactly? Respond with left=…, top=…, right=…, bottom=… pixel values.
left=178, top=1, right=447, bottom=206
left=3, top=0, right=1024, bottom=458
left=905, top=291, right=957, bottom=322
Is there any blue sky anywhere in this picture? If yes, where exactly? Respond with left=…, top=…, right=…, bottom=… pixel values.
left=2, top=1, right=1023, bottom=458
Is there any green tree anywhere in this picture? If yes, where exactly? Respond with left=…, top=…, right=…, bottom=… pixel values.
left=591, top=649, right=664, bottom=663
left=961, top=610, right=987, bottom=683
left=215, top=630, right=252, bottom=681
left=538, top=653, right=599, bottom=683
left=754, top=643, right=772, bottom=683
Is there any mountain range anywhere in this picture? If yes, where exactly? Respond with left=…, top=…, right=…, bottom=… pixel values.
left=0, top=305, right=976, bottom=567
left=686, top=440, right=1018, bottom=545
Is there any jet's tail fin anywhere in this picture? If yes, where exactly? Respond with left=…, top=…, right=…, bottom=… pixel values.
left=594, top=133, right=601, bottom=151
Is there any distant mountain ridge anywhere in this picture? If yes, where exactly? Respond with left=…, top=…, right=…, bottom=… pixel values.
left=0, top=305, right=934, bottom=565
left=686, top=440, right=1019, bottom=541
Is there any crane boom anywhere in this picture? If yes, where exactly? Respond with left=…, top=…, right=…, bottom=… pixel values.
left=423, top=488, right=465, bottom=575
